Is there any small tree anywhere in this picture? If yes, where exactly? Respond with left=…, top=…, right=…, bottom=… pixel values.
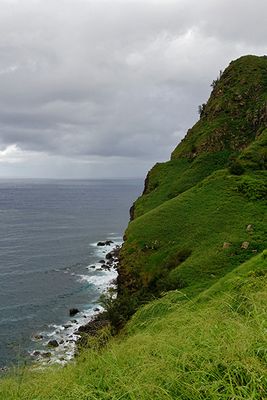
left=198, top=103, right=206, bottom=117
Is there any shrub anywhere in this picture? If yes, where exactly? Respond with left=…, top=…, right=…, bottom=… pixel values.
left=228, top=158, right=245, bottom=175
left=198, top=103, right=206, bottom=117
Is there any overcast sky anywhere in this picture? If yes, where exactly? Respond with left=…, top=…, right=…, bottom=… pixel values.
left=0, top=0, right=266, bottom=178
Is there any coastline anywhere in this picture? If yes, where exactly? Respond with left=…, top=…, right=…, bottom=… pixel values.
left=29, top=238, right=121, bottom=366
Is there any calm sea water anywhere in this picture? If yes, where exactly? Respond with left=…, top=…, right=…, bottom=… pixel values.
left=0, top=179, right=142, bottom=367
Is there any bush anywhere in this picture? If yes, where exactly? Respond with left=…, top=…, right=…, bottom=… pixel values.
left=228, top=158, right=245, bottom=175
left=198, top=103, right=206, bottom=117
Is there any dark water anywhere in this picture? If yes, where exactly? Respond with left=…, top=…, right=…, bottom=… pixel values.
left=0, top=179, right=142, bottom=367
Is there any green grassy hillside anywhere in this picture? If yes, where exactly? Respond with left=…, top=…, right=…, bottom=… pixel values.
left=0, top=55, right=266, bottom=399
left=116, top=55, right=267, bottom=328
left=116, top=168, right=266, bottom=327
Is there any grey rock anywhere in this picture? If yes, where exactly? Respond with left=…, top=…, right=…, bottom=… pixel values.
left=32, top=334, right=43, bottom=341
left=69, top=308, right=79, bottom=317
left=47, top=339, right=59, bottom=348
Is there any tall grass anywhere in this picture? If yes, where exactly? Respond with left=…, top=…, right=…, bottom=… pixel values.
left=1, top=252, right=266, bottom=399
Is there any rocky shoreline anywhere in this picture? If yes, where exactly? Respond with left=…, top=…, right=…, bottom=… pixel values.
left=29, top=239, right=121, bottom=366
left=75, top=243, right=120, bottom=349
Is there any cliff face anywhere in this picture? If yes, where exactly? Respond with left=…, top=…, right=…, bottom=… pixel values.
left=112, top=55, right=267, bottom=328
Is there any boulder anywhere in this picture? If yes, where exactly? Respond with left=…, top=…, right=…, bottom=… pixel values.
left=105, top=252, right=113, bottom=260
left=97, top=240, right=114, bottom=246
left=47, top=340, right=59, bottom=348
left=223, top=242, right=231, bottom=249
left=241, top=241, right=250, bottom=249
left=32, top=334, right=43, bottom=341
left=246, top=224, right=253, bottom=232
left=69, top=308, right=79, bottom=317
left=100, top=264, right=110, bottom=270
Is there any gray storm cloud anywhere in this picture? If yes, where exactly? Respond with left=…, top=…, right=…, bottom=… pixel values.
left=0, top=0, right=266, bottom=178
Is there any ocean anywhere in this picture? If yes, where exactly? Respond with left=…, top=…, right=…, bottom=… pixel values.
left=0, top=178, right=142, bottom=368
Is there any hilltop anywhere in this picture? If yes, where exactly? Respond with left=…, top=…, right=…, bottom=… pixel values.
left=0, top=55, right=266, bottom=399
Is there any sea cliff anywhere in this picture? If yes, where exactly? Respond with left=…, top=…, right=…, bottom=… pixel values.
left=105, top=55, right=267, bottom=330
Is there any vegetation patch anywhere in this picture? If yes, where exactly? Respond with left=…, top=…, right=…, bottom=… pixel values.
left=236, top=174, right=267, bottom=200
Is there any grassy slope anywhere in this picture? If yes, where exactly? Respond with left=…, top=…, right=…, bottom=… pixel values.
left=119, top=169, right=266, bottom=301
left=1, top=251, right=267, bottom=399
left=132, top=151, right=231, bottom=219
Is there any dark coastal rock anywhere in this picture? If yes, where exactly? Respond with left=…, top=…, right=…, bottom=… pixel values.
left=105, top=252, right=113, bottom=260
left=64, top=324, right=72, bottom=329
left=32, top=334, right=43, bottom=341
left=94, top=307, right=100, bottom=312
left=99, top=259, right=106, bottom=264
left=48, top=339, right=59, bottom=348
left=106, top=246, right=120, bottom=261
left=69, top=308, right=79, bottom=317
left=32, top=351, right=41, bottom=357
left=89, top=265, right=96, bottom=269
left=77, top=317, right=109, bottom=335
left=100, top=264, right=110, bottom=270
left=97, top=240, right=114, bottom=246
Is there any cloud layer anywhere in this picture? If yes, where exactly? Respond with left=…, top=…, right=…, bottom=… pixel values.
left=0, top=0, right=266, bottom=178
